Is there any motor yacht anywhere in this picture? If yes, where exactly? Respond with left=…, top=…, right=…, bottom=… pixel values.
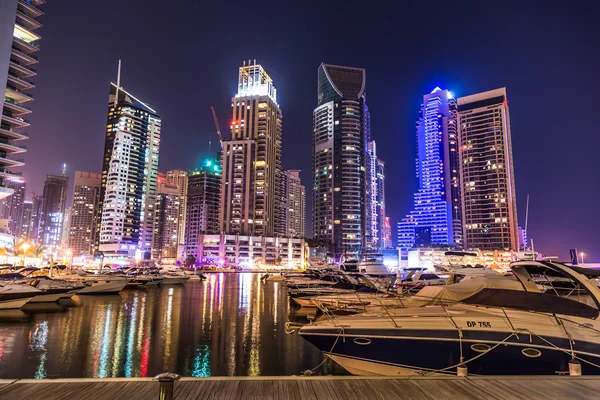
left=299, top=261, right=600, bottom=376
left=61, top=273, right=128, bottom=294
left=0, top=283, right=40, bottom=309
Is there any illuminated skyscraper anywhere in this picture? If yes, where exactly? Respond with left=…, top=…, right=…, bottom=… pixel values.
left=398, top=88, right=462, bottom=249
left=220, top=62, right=282, bottom=236
left=166, top=169, right=188, bottom=256
left=278, top=170, right=305, bottom=238
left=185, top=159, right=221, bottom=258
left=68, top=171, right=101, bottom=256
left=376, top=158, right=389, bottom=248
left=152, top=178, right=182, bottom=261
left=0, top=0, right=45, bottom=201
left=20, top=199, right=32, bottom=238
left=40, top=174, right=68, bottom=247
left=312, top=63, right=370, bottom=258
left=28, top=193, right=42, bottom=241
left=457, top=88, right=518, bottom=251
left=0, top=178, right=25, bottom=236
left=98, top=83, right=160, bottom=260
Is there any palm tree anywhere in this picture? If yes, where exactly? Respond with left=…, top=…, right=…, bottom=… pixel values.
left=32, top=244, right=46, bottom=258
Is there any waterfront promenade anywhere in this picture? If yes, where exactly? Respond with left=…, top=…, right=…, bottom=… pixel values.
left=1, top=375, right=599, bottom=400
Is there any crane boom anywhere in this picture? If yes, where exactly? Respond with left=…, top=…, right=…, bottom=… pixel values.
left=210, top=106, right=224, bottom=147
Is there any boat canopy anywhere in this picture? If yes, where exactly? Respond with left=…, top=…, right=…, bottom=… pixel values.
left=462, top=288, right=600, bottom=319
left=412, top=276, right=524, bottom=304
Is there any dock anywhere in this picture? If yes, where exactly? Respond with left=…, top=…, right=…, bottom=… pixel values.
left=1, top=375, right=599, bottom=400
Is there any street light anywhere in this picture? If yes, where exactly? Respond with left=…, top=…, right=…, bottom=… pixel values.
left=19, top=242, right=31, bottom=266
left=580, top=252, right=586, bottom=265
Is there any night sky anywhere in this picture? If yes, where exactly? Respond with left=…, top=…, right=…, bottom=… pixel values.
left=21, top=0, right=599, bottom=261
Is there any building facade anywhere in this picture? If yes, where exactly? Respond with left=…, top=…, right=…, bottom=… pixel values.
left=196, top=234, right=305, bottom=269
left=398, top=88, right=462, bottom=250
left=457, top=88, right=518, bottom=251
left=0, top=179, right=25, bottom=236
left=68, top=171, right=101, bottom=256
left=220, top=62, right=282, bottom=237
left=98, top=83, right=160, bottom=260
left=184, top=159, right=221, bottom=258
left=20, top=199, right=31, bottom=238
left=152, top=179, right=182, bottom=261
left=0, top=0, right=44, bottom=201
left=278, top=170, right=305, bottom=238
left=28, top=193, right=42, bottom=241
left=312, top=63, right=370, bottom=258
left=166, top=169, right=188, bottom=257
left=40, top=174, right=68, bottom=247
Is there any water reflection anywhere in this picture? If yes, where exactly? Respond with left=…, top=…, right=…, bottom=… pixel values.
left=0, top=273, right=342, bottom=378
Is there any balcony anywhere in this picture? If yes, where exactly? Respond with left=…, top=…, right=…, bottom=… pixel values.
left=12, top=36, right=39, bottom=54
left=7, top=72, right=34, bottom=91
left=2, top=111, right=29, bottom=128
left=16, top=11, right=42, bottom=31
left=11, top=46, right=37, bottom=66
left=9, top=60, right=36, bottom=78
left=0, top=125, right=28, bottom=141
left=3, top=97, right=31, bottom=116
left=0, top=156, right=25, bottom=168
left=0, top=139, right=26, bottom=154
left=5, top=85, right=33, bottom=103
left=18, top=0, right=45, bottom=18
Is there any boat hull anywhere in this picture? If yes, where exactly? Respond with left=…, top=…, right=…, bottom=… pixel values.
left=76, top=280, right=127, bottom=295
left=300, top=327, right=600, bottom=375
left=160, top=277, right=189, bottom=285
left=0, top=297, right=32, bottom=309
left=27, top=293, right=64, bottom=303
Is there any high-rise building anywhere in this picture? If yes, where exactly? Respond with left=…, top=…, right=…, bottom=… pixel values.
left=398, top=88, right=462, bottom=250
left=98, top=83, right=160, bottom=260
left=365, top=141, right=378, bottom=249
left=20, top=199, right=32, bottom=238
left=376, top=158, right=389, bottom=248
left=68, top=171, right=101, bottom=257
left=312, top=63, right=370, bottom=258
left=0, top=0, right=45, bottom=201
left=29, top=193, right=42, bottom=241
left=220, top=62, right=282, bottom=237
left=166, top=169, right=188, bottom=257
left=382, top=217, right=392, bottom=249
left=152, top=178, right=182, bottom=261
left=40, top=174, right=68, bottom=247
left=0, top=179, right=25, bottom=236
left=278, top=170, right=305, bottom=238
left=457, top=88, right=518, bottom=251
left=184, top=158, right=221, bottom=258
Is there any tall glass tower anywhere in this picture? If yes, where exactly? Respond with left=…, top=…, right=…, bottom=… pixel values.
left=312, top=63, right=370, bottom=258
left=398, top=87, right=462, bottom=249
left=457, top=88, right=518, bottom=251
left=98, top=83, right=160, bottom=260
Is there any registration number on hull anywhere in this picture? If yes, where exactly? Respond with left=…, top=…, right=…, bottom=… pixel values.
left=466, top=321, right=492, bottom=328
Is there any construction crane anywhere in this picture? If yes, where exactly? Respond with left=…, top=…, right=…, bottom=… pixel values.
left=210, top=106, right=224, bottom=148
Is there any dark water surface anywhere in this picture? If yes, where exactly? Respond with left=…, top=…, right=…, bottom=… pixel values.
left=0, top=273, right=341, bottom=378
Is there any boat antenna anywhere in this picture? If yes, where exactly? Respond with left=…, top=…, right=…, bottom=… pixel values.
left=524, top=194, right=530, bottom=250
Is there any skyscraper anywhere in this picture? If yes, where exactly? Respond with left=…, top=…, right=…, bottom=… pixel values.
left=278, top=170, right=306, bottom=238
left=20, top=199, right=32, bottom=238
left=98, top=83, right=160, bottom=260
left=29, top=193, right=42, bottom=242
left=152, top=178, right=182, bottom=261
left=0, top=0, right=44, bottom=201
left=376, top=158, right=389, bottom=248
left=184, top=159, right=221, bottom=258
left=312, top=63, right=370, bottom=258
left=68, top=171, right=101, bottom=257
left=457, top=88, right=518, bottom=251
left=0, top=179, right=25, bottom=236
left=398, top=88, right=461, bottom=249
left=365, top=141, right=378, bottom=249
left=220, top=62, right=282, bottom=236
left=40, top=174, right=68, bottom=247
left=166, top=169, right=188, bottom=257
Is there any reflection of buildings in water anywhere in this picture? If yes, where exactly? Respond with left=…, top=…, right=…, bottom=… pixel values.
left=29, top=321, right=48, bottom=379
left=160, top=287, right=182, bottom=372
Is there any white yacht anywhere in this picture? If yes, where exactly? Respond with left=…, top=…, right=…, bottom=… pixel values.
left=357, top=254, right=392, bottom=276
left=300, top=261, right=600, bottom=376
left=0, top=283, right=40, bottom=309
left=61, top=273, right=128, bottom=294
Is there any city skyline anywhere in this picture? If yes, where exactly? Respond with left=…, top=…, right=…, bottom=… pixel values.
left=11, top=0, right=600, bottom=261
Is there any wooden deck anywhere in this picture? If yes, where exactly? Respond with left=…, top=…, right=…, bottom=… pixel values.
left=1, top=376, right=599, bottom=400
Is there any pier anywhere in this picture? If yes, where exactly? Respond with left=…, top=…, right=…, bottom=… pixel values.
left=1, top=375, right=599, bottom=400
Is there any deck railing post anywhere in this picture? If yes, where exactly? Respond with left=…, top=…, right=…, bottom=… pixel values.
left=155, top=373, right=181, bottom=400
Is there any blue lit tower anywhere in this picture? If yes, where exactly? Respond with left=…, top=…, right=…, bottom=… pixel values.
left=312, top=64, right=370, bottom=258
left=397, top=87, right=462, bottom=249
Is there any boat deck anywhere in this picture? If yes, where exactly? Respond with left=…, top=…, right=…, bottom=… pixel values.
left=1, top=375, right=599, bottom=400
